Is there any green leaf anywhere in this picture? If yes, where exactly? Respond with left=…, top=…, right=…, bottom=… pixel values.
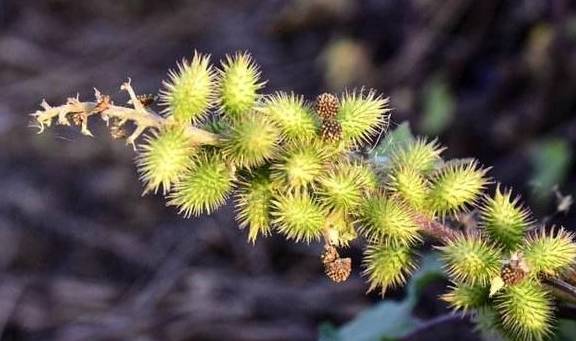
left=321, top=253, right=444, bottom=341
left=419, top=75, right=455, bottom=135
left=529, top=138, right=573, bottom=204
left=369, top=122, right=415, bottom=168
left=553, top=319, right=576, bottom=341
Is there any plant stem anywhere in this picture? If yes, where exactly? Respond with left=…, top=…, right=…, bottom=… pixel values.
left=416, top=214, right=461, bottom=242
left=30, top=81, right=221, bottom=149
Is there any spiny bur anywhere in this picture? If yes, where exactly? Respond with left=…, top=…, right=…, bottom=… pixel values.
left=136, top=127, right=196, bottom=195
left=160, top=52, right=216, bottom=124
left=221, top=113, right=280, bottom=168
left=480, top=185, right=532, bottom=251
left=495, top=281, right=554, bottom=341
left=427, top=160, right=489, bottom=217
left=258, top=92, right=318, bottom=141
left=390, top=138, right=444, bottom=174
left=522, top=227, right=576, bottom=277
left=358, top=195, right=421, bottom=246
left=235, top=171, right=274, bottom=243
left=363, top=243, right=416, bottom=295
left=270, top=140, right=328, bottom=190
left=168, top=152, right=235, bottom=217
left=218, top=52, right=264, bottom=118
left=337, top=89, right=390, bottom=147
left=317, top=162, right=377, bottom=212
left=271, top=191, right=326, bottom=243
left=438, top=233, right=501, bottom=286
left=441, top=284, right=489, bottom=313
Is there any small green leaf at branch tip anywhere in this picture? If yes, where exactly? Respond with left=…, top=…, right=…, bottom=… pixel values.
left=218, top=51, right=265, bottom=118
left=160, top=51, right=216, bottom=124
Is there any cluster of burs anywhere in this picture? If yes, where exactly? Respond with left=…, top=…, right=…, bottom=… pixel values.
left=37, top=51, right=576, bottom=340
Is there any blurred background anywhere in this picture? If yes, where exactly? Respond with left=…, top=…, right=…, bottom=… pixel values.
left=1, top=0, right=576, bottom=340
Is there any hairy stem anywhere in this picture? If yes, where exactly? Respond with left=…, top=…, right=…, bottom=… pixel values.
left=416, top=214, right=461, bottom=242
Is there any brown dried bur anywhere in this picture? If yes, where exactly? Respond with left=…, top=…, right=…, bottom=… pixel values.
left=320, top=119, right=343, bottom=143
left=322, top=243, right=352, bottom=283
left=501, top=251, right=529, bottom=286
left=128, top=94, right=157, bottom=108
left=315, top=93, right=339, bottom=120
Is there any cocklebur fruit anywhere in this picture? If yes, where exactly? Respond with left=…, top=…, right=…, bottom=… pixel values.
left=317, top=161, right=377, bottom=212
left=427, top=160, right=489, bottom=217
left=337, top=89, right=390, bottom=148
left=168, top=152, right=235, bottom=217
left=358, top=194, right=421, bottom=246
left=438, top=233, right=501, bottom=285
left=271, top=191, right=326, bottom=243
left=441, top=283, right=489, bottom=313
left=522, top=227, right=576, bottom=277
left=270, top=140, right=328, bottom=190
left=495, top=280, right=553, bottom=341
left=387, top=165, right=431, bottom=210
left=221, top=113, right=280, bottom=169
left=136, top=127, right=196, bottom=195
left=390, top=138, right=444, bottom=174
left=218, top=52, right=264, bottom=118
left=363, top=242, right=416, bottom=295
left=235, top=171, right=274, bottom=243
left=160, top=52, right=216, bottom=124
left=480, top=185, right=532, bottom=251
left=258, top=92, right=318, bottom=141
